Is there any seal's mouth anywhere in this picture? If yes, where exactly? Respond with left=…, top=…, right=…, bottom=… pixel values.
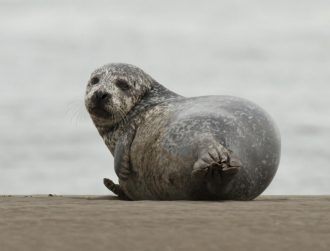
left=89, top=107, right=111, bottom=118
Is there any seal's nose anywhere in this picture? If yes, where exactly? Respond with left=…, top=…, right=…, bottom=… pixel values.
left=92, top=90, right=111, bottom=106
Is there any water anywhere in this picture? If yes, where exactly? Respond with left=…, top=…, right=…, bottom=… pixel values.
left=1, top=0, right=329, bottom=195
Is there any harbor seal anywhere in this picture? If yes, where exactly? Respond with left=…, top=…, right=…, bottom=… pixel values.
left=85, top=63, right=281, bottom=200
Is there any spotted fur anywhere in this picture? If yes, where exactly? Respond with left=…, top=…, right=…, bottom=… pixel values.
left=85, top=63, right=281, bottom=200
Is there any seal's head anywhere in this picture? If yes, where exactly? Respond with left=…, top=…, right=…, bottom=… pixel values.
left=85, top=63, right=154, bottom=127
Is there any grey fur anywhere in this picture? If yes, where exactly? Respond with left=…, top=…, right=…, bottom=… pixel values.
left=85, top=63, right=281, bottom=200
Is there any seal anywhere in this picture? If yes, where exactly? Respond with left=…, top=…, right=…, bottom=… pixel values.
left=85, top=63, right=281, bottom=200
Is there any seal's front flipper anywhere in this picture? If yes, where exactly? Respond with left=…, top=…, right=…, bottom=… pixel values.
left=103, top=178, right=130, bottom=200
left=115, top=153, right=131, bottom=181
left=114, top=140, right=132, bottom=180
left=191, top=144, right=241, bottom=181
left=114, top=127, right=136, bottom=181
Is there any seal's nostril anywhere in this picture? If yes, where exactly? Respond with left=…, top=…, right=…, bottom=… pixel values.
left=101, top=93, right=108, bottom=100
left=93, top=91, right=110, bottom=103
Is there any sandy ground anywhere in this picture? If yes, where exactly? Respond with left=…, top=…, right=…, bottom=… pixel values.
left=0, top=196, right=329, bottom=251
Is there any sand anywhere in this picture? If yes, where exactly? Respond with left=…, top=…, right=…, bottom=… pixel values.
left=0, top=195, right=329, bottom=251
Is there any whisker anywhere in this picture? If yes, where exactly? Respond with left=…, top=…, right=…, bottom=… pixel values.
left=65, top=97, right=88, bottom=126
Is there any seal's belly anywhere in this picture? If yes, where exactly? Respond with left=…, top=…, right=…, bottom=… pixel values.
left=124, top=96, right=280, bottom=200
left=127, top=107, right=196, bottom=200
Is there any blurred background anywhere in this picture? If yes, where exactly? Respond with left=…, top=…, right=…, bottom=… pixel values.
left=0, top=0, right=329, bottom=195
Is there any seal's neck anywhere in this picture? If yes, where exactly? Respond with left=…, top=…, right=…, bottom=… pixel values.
left=95, top=82, right=182, bottom=154
left=143, top=81, right=182, bottom=105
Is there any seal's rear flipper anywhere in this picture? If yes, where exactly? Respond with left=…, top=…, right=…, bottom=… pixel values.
left=191, top=145, right=241, bottom=182
left=103, top=178, right=130, bottom=200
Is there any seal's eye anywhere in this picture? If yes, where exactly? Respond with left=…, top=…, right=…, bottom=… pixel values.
left=90, top=77, right=100, bottom=85
left=115, top=79, right=130, bottom=91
